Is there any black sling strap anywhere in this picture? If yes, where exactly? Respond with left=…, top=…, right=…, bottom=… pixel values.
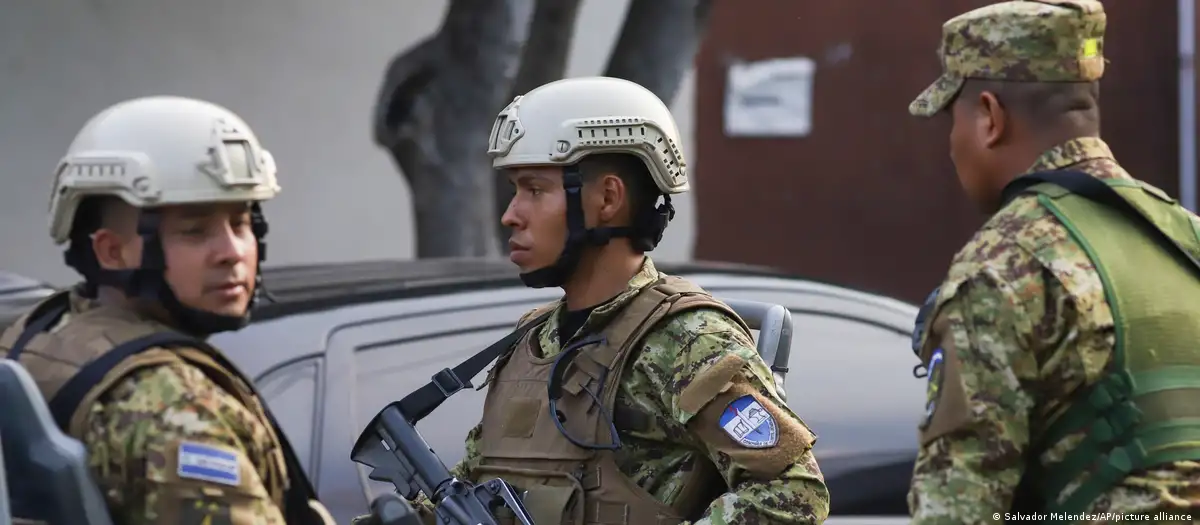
left=394, top=309, right=555, bottom=423
left=5, top=310, right=323, bottom=525
left=1001, top=170, right=1200, bottom=276
left=6, top=294, right=71, bottom=362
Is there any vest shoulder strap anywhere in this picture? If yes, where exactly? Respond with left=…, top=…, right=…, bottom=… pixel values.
left=594, top=277, right=751, bottom=378
left=1002, top=169, right=1200, bottom=276
left=5, top=291, right=72, bottom=361
left=6, top=312, right=325, bottom=525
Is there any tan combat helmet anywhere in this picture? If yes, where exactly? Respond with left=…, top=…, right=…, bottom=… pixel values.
left=49, top=96, right=281, bottom=333
left=487, top=77, right=687, bottom=287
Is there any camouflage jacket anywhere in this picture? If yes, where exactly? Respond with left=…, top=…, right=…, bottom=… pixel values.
left=909, top=137, right=1200, bottom=524
left=2, top=290, right=295, bottom=525
left=445, top=257, right=830, bottom=524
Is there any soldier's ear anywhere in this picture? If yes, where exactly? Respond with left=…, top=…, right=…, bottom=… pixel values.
left=594, top=173, right=625, bottom=225
left=92, top=227, right=139, bottom=271
left=976, top=91, right=1007, bottom=148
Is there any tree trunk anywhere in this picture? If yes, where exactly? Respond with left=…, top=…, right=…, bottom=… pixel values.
left=605, top=0, right=716, bottom=104
left=373, top=0, right=535, bottom=258
left=492, top=0, right=585, bottom=252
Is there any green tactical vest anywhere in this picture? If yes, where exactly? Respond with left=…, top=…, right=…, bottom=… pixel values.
left=1021, top=177, right=1200, bottom=518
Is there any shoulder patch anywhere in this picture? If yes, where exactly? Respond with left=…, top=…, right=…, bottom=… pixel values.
left=177, top=441, right=241, bottom=486
left=719, top=394, right=778, bottom=448
left=921, top=348, right=946, bottom=428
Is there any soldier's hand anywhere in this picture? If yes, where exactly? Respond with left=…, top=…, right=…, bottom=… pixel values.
left=351, top=493, right=422, bottom=525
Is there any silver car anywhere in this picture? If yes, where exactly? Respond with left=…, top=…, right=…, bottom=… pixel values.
left=3, top=259, right=923, bottom=524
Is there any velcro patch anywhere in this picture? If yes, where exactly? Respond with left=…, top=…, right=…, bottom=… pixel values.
left=177, top=441, right=241, bottom=486
left=922, top=347, right=946, bottom=428
left=180, top=498, right=234, bottom=525
left=718, top=394, right=778, bottom=448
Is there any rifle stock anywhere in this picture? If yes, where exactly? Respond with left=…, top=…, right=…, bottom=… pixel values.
left=352, top=402, right=535, bottom=525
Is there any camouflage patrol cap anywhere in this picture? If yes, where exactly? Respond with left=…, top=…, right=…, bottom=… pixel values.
left=909, top=0, right=1106, bottom=118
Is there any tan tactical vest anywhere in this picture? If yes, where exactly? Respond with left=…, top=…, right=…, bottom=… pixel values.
left=475, top=276, right=752, bottom=525
left=0, top=291, right=290, bottom=507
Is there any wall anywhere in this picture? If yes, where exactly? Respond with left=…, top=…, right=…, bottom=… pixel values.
left=694, top=0, right=1183, bottom=303
left=0, top=0, right=699, bottom=286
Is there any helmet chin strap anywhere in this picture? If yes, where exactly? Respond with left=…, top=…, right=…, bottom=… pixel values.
left=518, top=165, right=675, bottom=289
left=68, top=204, right=271, bottom=336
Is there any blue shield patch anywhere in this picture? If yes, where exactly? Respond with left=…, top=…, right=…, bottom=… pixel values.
left=177, top=441, right=241, bottom=486
left=719, top=394, right=778, bottom=448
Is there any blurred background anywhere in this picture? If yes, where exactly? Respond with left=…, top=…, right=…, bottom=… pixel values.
left=0, top=0, right=1191, bottom=303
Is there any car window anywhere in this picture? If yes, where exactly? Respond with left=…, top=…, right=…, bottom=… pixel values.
left=783, top=312, right=922, bottom=433
left=256, top=357, right=322, bottom=477
left=353, top=325, right=516, bottom=499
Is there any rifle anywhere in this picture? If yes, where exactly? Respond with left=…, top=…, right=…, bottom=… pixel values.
left=352, top=400, right=535, bottom=525
left=0, top=359, right=114, bottom=525
left=350, top=298, right=795, bottom=525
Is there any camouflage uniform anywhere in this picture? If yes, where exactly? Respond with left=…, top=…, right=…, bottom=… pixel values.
left=2, top=289, right=303, bottom=525
left=415, top=257, right=828, bottom=524
left=908, top=1, right=1200, bottom=523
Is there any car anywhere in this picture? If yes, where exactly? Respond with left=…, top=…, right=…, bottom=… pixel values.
left=2, top=259, right=923, bottom=524
left=0, top=271, right=55, bottom=323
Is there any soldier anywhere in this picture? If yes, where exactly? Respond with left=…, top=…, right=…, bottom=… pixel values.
left=404, top=76, right=829, bottom=524
left=908, top=0, right=1200, bottom=523
left=1, top=96, right=334, bottom=525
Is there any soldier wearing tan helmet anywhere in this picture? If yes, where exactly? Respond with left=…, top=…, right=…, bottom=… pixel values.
left=909, top=0, right=1200, bottom=522
left=394, top=77, right=830, bottom=524
left=1, top=96, right=334, bottom=525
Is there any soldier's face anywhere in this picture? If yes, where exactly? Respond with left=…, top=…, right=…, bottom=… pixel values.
left=154, top=202, right=259, bottom=316
left=502, top=167, right=568, bottom=272
left=92, top=201, right=258, bottom=316
left=98, top=201, right=258, bottom=318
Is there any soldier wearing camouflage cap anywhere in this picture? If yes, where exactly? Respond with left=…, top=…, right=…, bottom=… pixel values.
left=908, top=0, right=1200, bottom=523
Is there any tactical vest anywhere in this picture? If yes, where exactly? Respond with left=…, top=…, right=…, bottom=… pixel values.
left=1014, top=175, right=1200, bottom=516
left=475, top=276, right=750, bottom=525
left=0, top=290, right=328, bottom=525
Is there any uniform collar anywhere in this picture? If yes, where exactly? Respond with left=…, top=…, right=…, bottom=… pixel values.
left=537, top=256, right=663, bottom=353
left=998, top=137, right=1126, bottom=210
left=1023, top=136, right=1115, bottom=174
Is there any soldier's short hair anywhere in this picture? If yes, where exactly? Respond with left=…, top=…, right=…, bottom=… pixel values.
left=958, top=79, right=1101, bottom=132
left=578, top=153, right=664, bottom=253
left=69, top=196, right=133, bottom=239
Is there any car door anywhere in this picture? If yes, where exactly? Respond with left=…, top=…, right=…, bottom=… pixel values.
left=299, top=275, right=923, bottom=523
left=254, top=356, right=325, bottom=478
left=315, top=286, right=560, bottom=522
left=207, top=316, right=334, bottom=508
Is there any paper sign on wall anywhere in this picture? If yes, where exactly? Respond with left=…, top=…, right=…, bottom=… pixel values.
left=724, top=57, right=816, bottom=138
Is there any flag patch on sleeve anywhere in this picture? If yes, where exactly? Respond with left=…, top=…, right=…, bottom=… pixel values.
left=177, top=441, right=241, bottom=486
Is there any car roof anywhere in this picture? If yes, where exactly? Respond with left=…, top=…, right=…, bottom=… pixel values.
left=0, top=271, right=52, bottom=296
left=1, top=258, right=910, bottom=328
left=252, top=258, right=805, bottom=321
left=0, top=271, right=57, bottom=324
